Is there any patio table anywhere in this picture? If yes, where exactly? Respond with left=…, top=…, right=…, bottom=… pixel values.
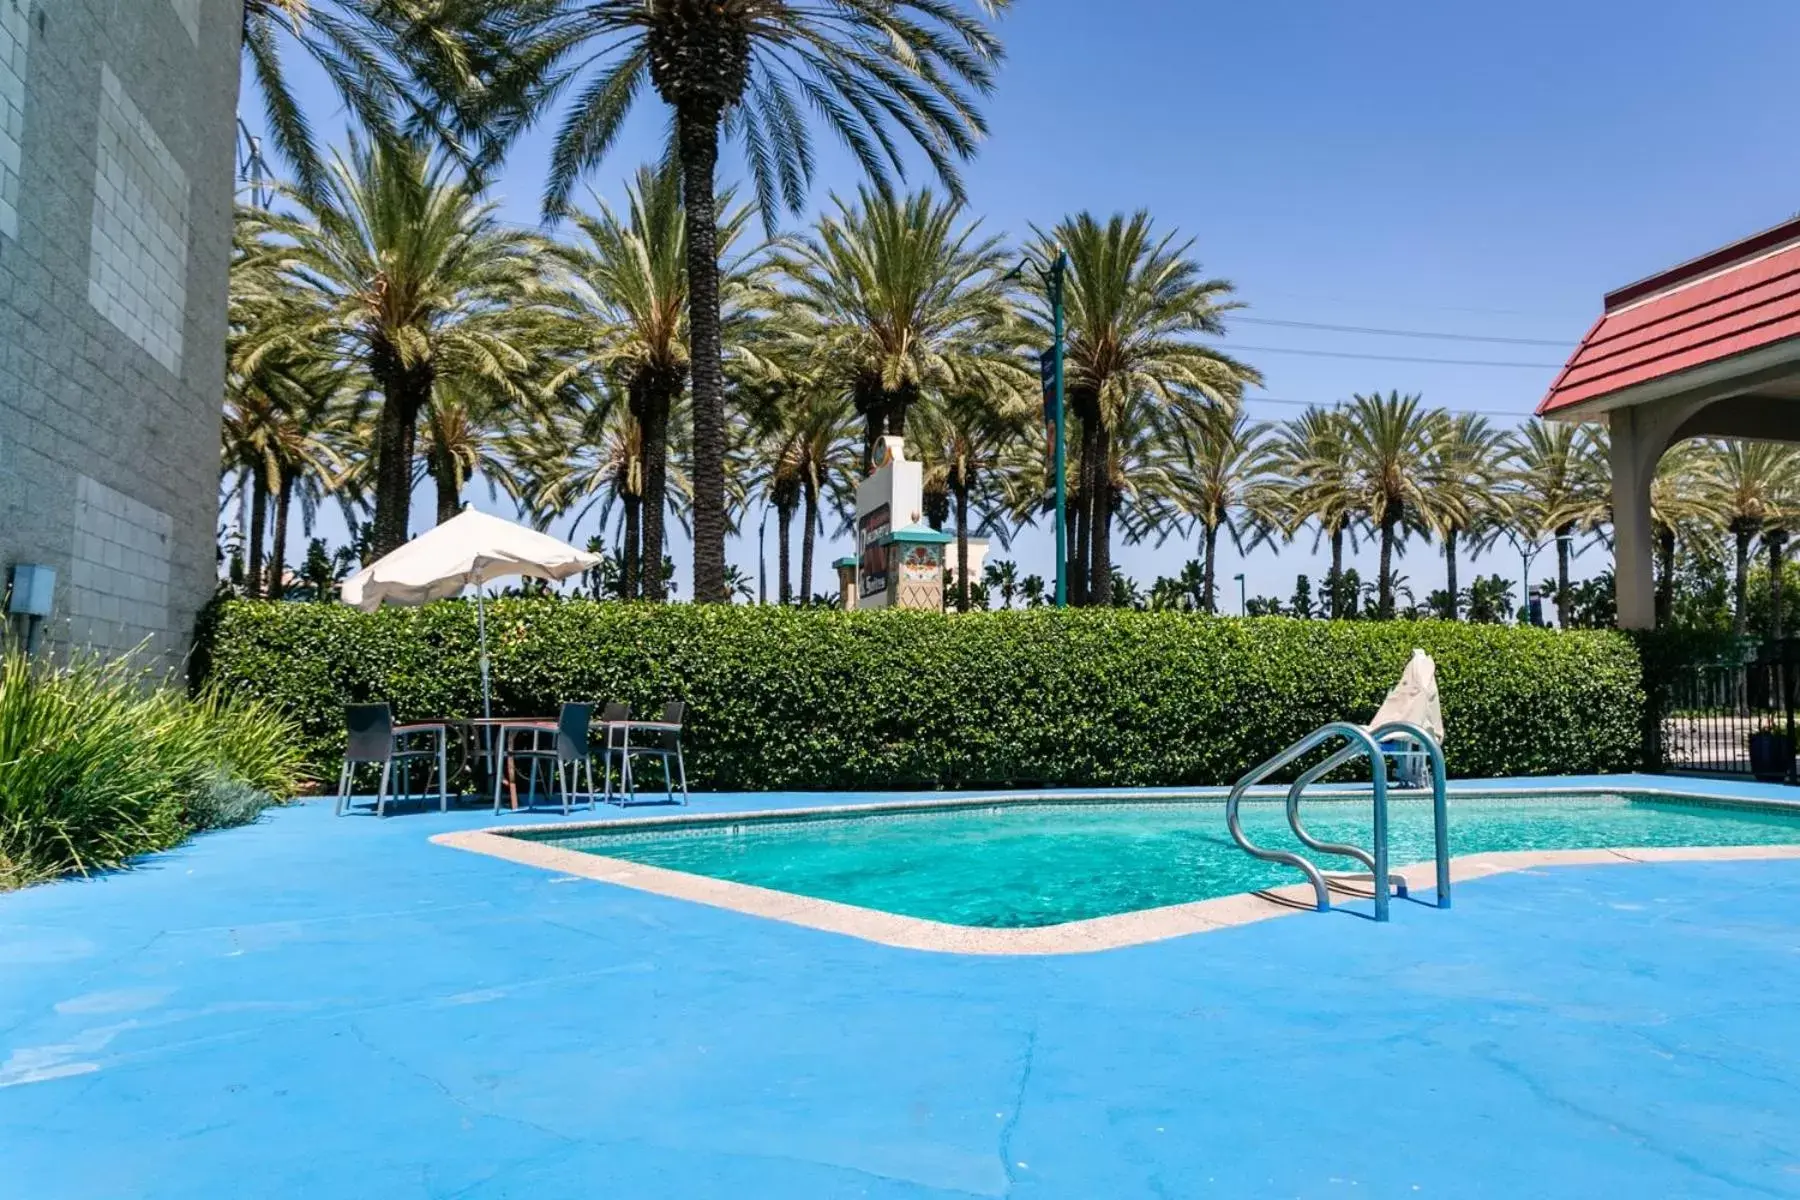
left=435, top=717, right=556, bottom=810
left=441, top=717, right=687, bottom=811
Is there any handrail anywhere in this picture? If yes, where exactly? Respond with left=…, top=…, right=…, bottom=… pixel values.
left=1367, top=721, right=1451, bottom=910
left=1226, top=722, right=1389, bottom=916
left=1283, top=721, right=1447, bottom=893
left=1226, top=720, right=1454, bottom=922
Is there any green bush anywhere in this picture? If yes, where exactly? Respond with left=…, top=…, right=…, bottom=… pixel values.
left=198, top=601, right=1647, bottom=790
left=0, top=647, right=304, bottom=889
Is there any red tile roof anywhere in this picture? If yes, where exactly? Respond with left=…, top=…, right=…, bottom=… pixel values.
left=1538, top=217, right=1800, bottom=416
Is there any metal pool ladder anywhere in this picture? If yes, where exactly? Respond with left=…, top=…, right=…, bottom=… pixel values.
left=1225, top=721, right=1451, bottom=922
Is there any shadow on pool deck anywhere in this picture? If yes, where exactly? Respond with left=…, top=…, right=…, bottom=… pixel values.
left=5, top=775, right=1800, bottom=1198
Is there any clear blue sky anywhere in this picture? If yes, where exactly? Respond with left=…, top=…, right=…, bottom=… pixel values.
left=245, top=0, right=1800, bottom=606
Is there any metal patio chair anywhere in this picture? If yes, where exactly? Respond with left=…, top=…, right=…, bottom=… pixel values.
left=335, top=704, right=448, bottom=818
left=500, top=702, right=596, bottom=815
left=598, top=700, right=632, bottom=805
left=621, top=700, right=689, bottom=806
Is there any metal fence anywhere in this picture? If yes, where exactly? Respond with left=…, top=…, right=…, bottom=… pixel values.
left=1659, top=638, right=1798, bottom=781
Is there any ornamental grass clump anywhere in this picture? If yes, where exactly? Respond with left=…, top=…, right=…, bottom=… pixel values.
left=0, top=646, right=303, bottom=889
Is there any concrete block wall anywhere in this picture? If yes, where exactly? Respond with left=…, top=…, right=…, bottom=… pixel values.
left=0, top=0, right=239, bottom=672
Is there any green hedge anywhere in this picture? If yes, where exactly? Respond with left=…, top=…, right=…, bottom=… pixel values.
left=196, top=600, right=1647, bottom=789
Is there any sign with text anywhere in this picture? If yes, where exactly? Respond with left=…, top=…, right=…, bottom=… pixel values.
left=858, top=504, right=891, bottom=599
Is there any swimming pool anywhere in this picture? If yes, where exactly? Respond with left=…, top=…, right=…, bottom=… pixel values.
left=519, top=791, right=1800, bottom=929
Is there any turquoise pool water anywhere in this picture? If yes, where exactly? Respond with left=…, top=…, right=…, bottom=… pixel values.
left=526, top=793, right=1800, bottom=928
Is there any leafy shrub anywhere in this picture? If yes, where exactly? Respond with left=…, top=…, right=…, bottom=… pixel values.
left=199, top=601, right=1647, bottom=790
left=0, top=647, right=304, bottom=888
left=185, top=772, right=278, bottom=832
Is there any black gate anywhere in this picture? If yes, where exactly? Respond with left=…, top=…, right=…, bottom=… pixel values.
left=1659, top=638, right=1799, bottom=781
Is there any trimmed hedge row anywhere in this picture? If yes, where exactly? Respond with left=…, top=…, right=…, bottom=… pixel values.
left=196, top=600, right=1647, bottom=789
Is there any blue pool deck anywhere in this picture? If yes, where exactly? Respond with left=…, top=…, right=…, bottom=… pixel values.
left=7, top=774, right=1800, bottom=1198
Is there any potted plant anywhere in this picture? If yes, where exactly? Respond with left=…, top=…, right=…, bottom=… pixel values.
left=1749, top=721, right=1796, bottom=783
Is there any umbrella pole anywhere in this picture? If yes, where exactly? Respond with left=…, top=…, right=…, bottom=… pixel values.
left=477, top=582, right=492, bottom=721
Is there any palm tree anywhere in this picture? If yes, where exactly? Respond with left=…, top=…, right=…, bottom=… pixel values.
left=773, top=188, right=1020, bottom=472
left=1269, top=405, right=1361, bottom=619
left=546, top=163, right=759, bottom=600
left=420, top=384, right=534, bottom=524
left=1696, top=441, right=1800, bottom=635
left=519, top=392, right=655, bottom=595
left=1340, top=391, right=1448, bottom=620
left=510, top=0, right=1011, bottom=604
left=220, top=367, right=346, bottom=601
left=240, top=138, right=550, bottom=557
left=911, top=386, right=1030, bottom=612
left=1649, top=442, right=1724, bottom=627
left=1503, top=420, right=1607, bottom=628
left=224, top=251, right=351, bottom=598
left=1029, top=212, right=1260, bottom=605
left=1177, top=409, right=1277, bottom=613
left=748, top=382, right=856, bottom=605
left=759, top=425, right=801, bottom=606
left=984, top=559, right=1020, bottom=609
left=242, top=0, right=514, bottom=202
left=1424, top=413, right=1509, bottom=620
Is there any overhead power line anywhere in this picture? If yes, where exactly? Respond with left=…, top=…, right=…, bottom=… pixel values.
left=1231, top=316, right=1571, bottom=348
left=1239, top=395, right=1545, bottom=420
left=1224, top=343, right=1564, bottom=370
left=1240, top=287, right=1571, bottom=323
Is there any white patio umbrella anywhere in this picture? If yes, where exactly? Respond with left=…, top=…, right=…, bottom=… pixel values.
left=340, top=508, right=601, bottom=718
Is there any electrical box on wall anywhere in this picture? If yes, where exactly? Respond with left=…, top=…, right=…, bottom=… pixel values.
left=7, top=563, right=56, bottom=616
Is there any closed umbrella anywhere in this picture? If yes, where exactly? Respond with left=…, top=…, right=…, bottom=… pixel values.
left=340, top=508, right=600, bottom=718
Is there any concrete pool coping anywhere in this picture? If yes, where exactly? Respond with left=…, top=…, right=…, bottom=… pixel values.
left=431, top=784, right=1800, bottom=955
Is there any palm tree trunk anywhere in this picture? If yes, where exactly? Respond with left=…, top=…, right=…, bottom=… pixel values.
left=1556, top=523, right=1574, bottom=629
left=1771, top=531, right=1789, bottom=640
left=1090, top=428, right=1113, bottom=605
left=640, top=377, right=671, bottom=603
left=1072, top=416, right=1097, bottom=605
left=236, top=468, right=252, bottom=576
left=677, top=106, right=726, bottom=604
left=1378, top=516, right=1396, bottom=619
left=800, top=477, right=819, bottom=606
left=268, top=470, right=294, bottom=601
left=884, top=383, right=917, bottom=442
left=432, top=445, right=460, bottom=524
left=1655, top=525, right=1676, bottom=627
left=776, top=499, right=794, bottom=606
left=863, top=415, right=883, bottom=475
left=370, top=362, right=428, bottom=558
left=1328, top=525, right=1345, bottom=619
left=247, top=475, right=268, bottom=600
left=1202, top=521, right=1220, bottom=613
left=622, top=494, right=641, bottom=601
left=954, top=473, right=970, bottom=613
left=855, top=381, right=882, bottom=475
left=1734, top=526, right=1753, bottom=636
left=923, top=482, right=949, bottom=531
left=1443, top=527, right=1460, bottom=620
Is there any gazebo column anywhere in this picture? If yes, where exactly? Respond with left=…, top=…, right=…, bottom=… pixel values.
left=1609, top=407, right=1658, bottom=630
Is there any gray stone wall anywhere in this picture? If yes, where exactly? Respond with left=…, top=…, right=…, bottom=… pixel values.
left=0, top=0, right=238, bottom=670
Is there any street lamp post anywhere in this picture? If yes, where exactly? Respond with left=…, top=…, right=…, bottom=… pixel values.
left=1518, top=540, right=1543, bottom=626
left=1234, top=572, right=1247, bottom=617
left=1014, top=250, right=1071, bottom=607
left=757, top=506, right=769, bottom=606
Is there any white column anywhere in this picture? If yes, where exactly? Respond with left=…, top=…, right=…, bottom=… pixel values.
left=1610, top=408, right=1657, bottom=629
